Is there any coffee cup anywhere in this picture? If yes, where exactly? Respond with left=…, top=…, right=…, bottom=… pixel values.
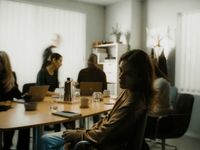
left=103, top=90, right=110, bottom=97
left=80, top=97, right=89, bottom=108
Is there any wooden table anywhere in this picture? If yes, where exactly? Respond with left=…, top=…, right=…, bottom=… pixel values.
left=0, top=97, right=115, bottom=150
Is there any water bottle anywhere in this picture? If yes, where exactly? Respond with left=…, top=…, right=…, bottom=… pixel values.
left=64, top=77, right=72, bottom=101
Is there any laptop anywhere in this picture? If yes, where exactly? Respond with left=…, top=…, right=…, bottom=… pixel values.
left=14, top=85, right=49, bottom=103
left=28, top=85, right=49, bottom=102
left=80, top=82, right=103, bottom=96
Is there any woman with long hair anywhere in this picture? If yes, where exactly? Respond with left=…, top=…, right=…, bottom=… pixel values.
left=0, top=51, right=30, bottom=150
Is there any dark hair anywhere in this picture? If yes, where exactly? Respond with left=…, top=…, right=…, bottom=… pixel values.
left=87, top=53, right=97, bottom=68
left=50, top=53, right=62, bottom=62
left=154, top=62, right=169, bottom=81
left=119, top=49, right=154, bottom=103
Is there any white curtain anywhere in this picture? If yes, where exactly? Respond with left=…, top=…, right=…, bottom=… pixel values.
left=0, top=0, right=86, bottom=89
left=176, top=11, right=200, bottom=94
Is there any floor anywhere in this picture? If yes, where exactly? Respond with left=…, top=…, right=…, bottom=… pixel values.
left=146, top=135, right=200, bottom=150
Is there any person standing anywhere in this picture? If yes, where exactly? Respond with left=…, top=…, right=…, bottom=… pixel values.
left=0, top=51, right=30, bottom=150
left=42, top=33, right=61, bottom=69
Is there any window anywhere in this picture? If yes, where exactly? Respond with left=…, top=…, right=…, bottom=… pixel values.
left=0, top=0, right=86, bottom=89
left=176, top=11, right=200, bottom=94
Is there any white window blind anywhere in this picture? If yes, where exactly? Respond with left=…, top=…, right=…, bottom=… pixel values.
left=0, top=0, right=86, bottom=89
left=176, top=11, right=200, bottom=94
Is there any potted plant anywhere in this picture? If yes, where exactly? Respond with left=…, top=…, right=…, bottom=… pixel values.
left=111, top=24, right=122, bottom=43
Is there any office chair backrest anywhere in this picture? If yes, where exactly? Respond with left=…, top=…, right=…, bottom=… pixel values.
left=171, top=93, right=194, bottom=138
left=175, top=93, right=194, bottom=115
left=169, top=86, right=178, bottom=108
left=128, top=110, right=148, bottom=150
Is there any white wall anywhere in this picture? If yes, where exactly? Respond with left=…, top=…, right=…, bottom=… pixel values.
left=105, top=0, right=142, bottom=49
left=105, top=0, right=131, bottom=45
left=144, top=0, right=200, bottom=139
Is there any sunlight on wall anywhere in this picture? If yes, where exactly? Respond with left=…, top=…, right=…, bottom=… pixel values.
left=0, top=0, right=86, bottom=89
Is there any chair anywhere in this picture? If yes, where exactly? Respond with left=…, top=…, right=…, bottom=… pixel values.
left=169, top=86, right=178, bottom=109
left=145, top=93, right=194, bottom=150
left=22, top=83, right=36, bottom=94
left=128, top=111, right=148, bottom=150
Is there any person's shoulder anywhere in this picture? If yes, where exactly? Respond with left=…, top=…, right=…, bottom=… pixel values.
left=154, top=77, right=170, bottom=88
left=95, top=67, right=105, bottom=74
left=155, top=77, right=169, bottom=84
left=12, top=71, right=17, bottom=79
left=79, top=68, right=88, bottom=73
left=38, top=68, right=46, bottom=74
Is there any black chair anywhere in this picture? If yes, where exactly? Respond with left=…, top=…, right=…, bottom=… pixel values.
left=22, top=83, right=35, bottom=94
left=145, top=93, right=194, bottom=150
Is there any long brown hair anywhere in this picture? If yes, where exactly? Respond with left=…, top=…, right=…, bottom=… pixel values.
left=0, top=51, right=15, bottom=92
left=119, top=49, right=155, bottom=104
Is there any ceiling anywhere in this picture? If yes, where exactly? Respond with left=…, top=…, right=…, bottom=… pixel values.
left=71, top=0, right=123, bottom=6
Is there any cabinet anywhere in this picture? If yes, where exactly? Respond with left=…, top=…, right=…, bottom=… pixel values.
left=93, top=43, right=127, bottom=97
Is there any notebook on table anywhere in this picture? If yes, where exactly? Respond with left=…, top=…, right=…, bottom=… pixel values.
left=80, top=82, right=103, bottom=96
left=52, top=111, right=81, bottom=118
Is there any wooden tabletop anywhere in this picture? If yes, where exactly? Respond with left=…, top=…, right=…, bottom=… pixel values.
left=0, top=97, right=115, bottom=130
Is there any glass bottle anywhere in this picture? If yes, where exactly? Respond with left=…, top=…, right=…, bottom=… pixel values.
left=64, top=77, right=72, bottom=101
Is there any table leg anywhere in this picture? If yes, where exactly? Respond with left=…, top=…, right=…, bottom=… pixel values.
left=79, top=117, right=90, bottom=129
left=0, top=131, right=2, bottom=150
left=33, top=126, right=43, bottom=150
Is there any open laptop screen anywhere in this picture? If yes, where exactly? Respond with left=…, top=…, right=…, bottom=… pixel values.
left=80, top=82, right=102, bottom=96
left=28, top=85, right=49, bottom=102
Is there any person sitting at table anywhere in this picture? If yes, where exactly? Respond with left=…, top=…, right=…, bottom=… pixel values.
left=76, top=53, right=107, bottom=123
left=36, top=52, right=62, bottom=96
left=36, top=52, right=75, bottom=131
left=41, top=49, right=155, bottom=150
left=0, top=51, right=30, bottom=150
left=76, top=53, right=107, bottom=91
left=148, top=62, right=172, bottom=115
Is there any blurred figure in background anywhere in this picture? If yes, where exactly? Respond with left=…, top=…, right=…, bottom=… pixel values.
left=42, top=33, right=61, bottom=69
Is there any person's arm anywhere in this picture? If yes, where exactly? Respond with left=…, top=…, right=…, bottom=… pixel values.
left=62, top=98, right=144, bottom=145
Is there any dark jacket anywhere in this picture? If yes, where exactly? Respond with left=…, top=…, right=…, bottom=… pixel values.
left=36, top=68, right=59, bottom=91
left=77, top=66, right=107, bottom=90
left=0, top=72, right=21, bottom=101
